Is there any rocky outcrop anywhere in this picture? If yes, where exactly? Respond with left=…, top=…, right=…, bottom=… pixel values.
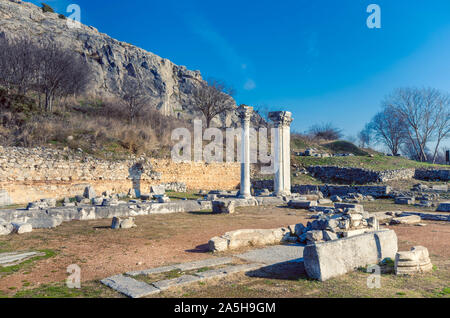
left=0, top=0, right=244, bottom=126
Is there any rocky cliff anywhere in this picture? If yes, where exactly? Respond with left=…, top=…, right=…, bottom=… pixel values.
left=0, top=0, right=240, bottom=126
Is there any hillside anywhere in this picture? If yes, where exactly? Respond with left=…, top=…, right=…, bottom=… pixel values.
left=290, top=134, right=448, bottom=174
left=0, top=0, right=240, bottom=126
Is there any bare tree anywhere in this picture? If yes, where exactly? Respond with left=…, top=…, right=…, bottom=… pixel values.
left=35, top=41, right=90, bottom=112
left=253, top=104, right=270, bottom=128
left=431, top=93, right=450, bottom=163
left=192, top=79, right=236, bottom=128
left=308, top=122, right=343, bottom=140
left=357, top=123, right=372, bottom=148
left=119, top=75, right=152, bottom=124
left=385, top=87, right=444, bottom=162
left=369, top=106, right=407, bottom=156
left=0, top=37, right=39, bottom=94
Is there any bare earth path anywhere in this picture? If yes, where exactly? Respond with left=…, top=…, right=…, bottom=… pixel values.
left=0, top=204, right=449, bottom=297
left=0, top=206, right=307, bottom=293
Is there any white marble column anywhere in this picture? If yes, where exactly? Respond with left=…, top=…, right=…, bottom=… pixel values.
left=238, top=105, right=253, bottom=198
left=269, top=111, right=293, bottom=197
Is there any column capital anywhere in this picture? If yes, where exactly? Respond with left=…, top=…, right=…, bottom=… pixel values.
left=237, top=104, right=253, bottom=122
left=269, top=111, right=293, bottom=127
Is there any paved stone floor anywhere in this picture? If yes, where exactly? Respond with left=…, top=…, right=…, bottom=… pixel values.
left=101, top=244, right=305, bottom=298
left=0, top=251, right=43, bottom=267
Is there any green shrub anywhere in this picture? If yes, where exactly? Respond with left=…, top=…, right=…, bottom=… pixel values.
left=41, top=3, right=55, bottom=13
left=58, top=14, right=66, bottom=19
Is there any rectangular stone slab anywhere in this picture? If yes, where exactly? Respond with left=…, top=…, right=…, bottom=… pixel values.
left=126, top=265, right=179, bottom=277
left=126, top=257, right=233, bottom=276
left=304, top=229, right=398, bottom=281
left=176, top=257, right=233, bottom=271
left=237, top=245, right=304, bottom=265
left=101, top=274, right=160, bottom=298
left=195, top=263, right=263, bottom=279
left=0, top=251, right=40, bottom=266
left=152, top=275, right=201, bottom=291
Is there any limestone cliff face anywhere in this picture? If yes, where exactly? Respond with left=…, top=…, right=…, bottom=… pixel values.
left=0, top=0, right=240, bottom=126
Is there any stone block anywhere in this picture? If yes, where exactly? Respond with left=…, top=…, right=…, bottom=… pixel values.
left=288, top=200, right=318, bottom=209
left=0, top=190, right=12, bottom=207
left=395, top=197, right=415, bottom=205
left=208, top=236, right=229, bottom=252
left=0, top=222, right=13, bottom=235
left=11, top=223, right=32, bottom=234
left=150, top=185, right=165, bottom=196
left=322, top=230, right=338, bottom=241
left=212, top=200, right=235, bottom=214
left=306, top=230, right=323, bottom=243
left=436, top=202, right=450, bottom=212
left=152, top=275, right=201, bottom=291
left=83, top=185, right=96, bottom=199
left=390, top=215, right=421, bottom=225
left=318, top=198, right=333, bottom=205
left=330, top=195, right=342, bottom=202
left=111, top=217, right=136, bottom=229
left=304, top=230, right=398, bottom=281
left=26, top=216, right=63, bottom=229
left=101, top=275, right=160, bottom=298
left=334, top=203, right=364, bottom=213
left=209, top=228, right=289, bottom=252
left=432, top=185, right=448, bottom=192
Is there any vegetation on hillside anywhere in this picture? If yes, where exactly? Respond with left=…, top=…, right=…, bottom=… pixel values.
left=0, top=89, right=189, bottom=159
left=360, top=87, right=450, bottom=163
left=290, top=134, right=448, bottom=171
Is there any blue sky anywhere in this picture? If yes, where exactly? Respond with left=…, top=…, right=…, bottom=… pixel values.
left=30, top=0, right=450, bottom=140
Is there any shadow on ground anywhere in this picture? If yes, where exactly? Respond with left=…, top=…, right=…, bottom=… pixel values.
left=246, top=259, right=306, bottom=280
left=185, top=244, right=210, bottom=253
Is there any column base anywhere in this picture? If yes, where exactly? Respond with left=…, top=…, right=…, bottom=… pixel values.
left=273, top=191, right=291, bottom=197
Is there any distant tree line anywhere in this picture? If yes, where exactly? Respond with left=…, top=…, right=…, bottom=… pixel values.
left=359, top=87, right=450, bottom=163
left=0, top=36, right=91, bottom=112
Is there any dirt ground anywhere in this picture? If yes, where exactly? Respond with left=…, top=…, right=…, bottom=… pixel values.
left=0, top=201, right=449, bottom=298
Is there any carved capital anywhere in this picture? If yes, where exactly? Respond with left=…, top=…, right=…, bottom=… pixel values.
left=268, top=111, right=293, bottom=127
left=237, top=104, right=253, bottom=122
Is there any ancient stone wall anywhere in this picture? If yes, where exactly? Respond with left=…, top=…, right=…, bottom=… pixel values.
left=306, top=166, right=415, bottom=184
left=414, top=169, right=450, bottom=181
left=252, top=180, right=391, bottom=198
left=0, top=147, right=240, bottom=204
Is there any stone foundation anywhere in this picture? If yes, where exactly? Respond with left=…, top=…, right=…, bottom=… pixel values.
left=0, top=147, right=240, bottom=205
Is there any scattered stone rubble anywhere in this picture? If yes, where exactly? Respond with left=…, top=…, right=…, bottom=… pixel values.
left=395, top=246, right=433, bottom=275
left=392, top=189, right=440, bottom=208
left=285, top=203, right=380, bottom=244
left=295, top=148, right=332, bottom=158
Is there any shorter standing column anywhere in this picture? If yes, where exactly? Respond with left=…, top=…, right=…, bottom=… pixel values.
left=269, top=111, right=293, bottom=197
left=237, top=105, right=253, bottom=198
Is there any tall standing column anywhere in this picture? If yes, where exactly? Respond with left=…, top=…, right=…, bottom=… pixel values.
left=269, top=111, right=293, bottom=197
left=238, top=105, right=253, bottom=198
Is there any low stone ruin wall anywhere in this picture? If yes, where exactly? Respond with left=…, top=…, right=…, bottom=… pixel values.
left=251, top=180, right=275, bottom=192
left=292, top=185, right=392, bottom=198
left=0, top=146, right=240, bottom=205
left=251, top=181, right=392, bottom=199
left=414, top=169, right=450, bottom=181
left=306, top=166, right=415, bottom=184
left=0, top=200, right=213, bottom=230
